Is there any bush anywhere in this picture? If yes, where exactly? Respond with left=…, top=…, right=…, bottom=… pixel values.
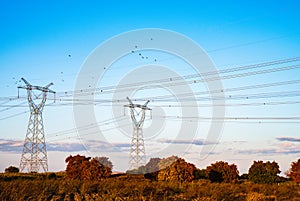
left=47, top=173, right=57, bottom=179
left=4, top=166, right=19, bottom=173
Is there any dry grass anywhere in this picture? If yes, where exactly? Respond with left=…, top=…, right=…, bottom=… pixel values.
left=0, top=173, right=299, bottom=201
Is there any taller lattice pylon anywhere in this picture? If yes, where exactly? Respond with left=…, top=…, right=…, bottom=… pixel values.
left=18, top=78, right=55, bottom=172
left=124, top=97, right=151, bottom=170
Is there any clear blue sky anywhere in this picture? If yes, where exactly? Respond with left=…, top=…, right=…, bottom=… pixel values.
left=0, top=1, right=300, bottom=173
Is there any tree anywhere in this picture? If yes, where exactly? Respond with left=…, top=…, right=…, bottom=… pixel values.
left=65, top=155, right=90, bottom=179
left=126, top=165, right=146, bottom=174
left=82, top=158, right=111, bottom=180
left=158, top=155, right=179, bottom=170
left=239, top=173, right=248, bottom=181
left=95, top=156, right=113, bottom=170
left=157, top=157, right=196, bottom=182
left=193, top=168, right=207, bottom=180
left=143, top=158, right=162, bottom=180
left=65, top=154, right=111, bottom=180
left=145, top=158, right=161, bottom=173
left=4, top=166, right=19, bottom=173
left=287, top=158, right=300, bottom=183
left=206, top=161, right=239, bottom=183
left=248, top=160, right=281, bottom=184
left=127, top=157, right=162, bottom=174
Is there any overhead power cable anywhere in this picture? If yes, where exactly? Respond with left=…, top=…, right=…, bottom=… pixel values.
left=54, top=56, right=300, bottom=97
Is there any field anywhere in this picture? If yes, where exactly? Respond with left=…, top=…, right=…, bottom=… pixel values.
left=0, top=172, right=300, bottom=201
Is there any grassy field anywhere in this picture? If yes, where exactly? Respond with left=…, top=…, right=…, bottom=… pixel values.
left=0, top=172, right=300, bottom=201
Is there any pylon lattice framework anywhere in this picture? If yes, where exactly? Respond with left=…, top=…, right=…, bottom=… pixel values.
left=124, top=97, right=151, bottom=170
left=19, top=78, right=55, bottom=172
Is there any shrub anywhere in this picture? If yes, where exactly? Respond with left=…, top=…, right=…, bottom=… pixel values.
left=4, top=166, right=19, bottom=173
left=47, top=173, right=57, bottom=179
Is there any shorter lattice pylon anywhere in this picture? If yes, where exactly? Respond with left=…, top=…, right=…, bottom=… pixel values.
left=124, top=97, right=151, bottom=170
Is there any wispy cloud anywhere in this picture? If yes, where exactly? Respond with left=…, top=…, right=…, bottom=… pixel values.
left=112, top=142, right=131, bottom=148
left=48, top=142, right=86, bottom=152
left=0, top=139, right=23, bottom=152
left=237, top=148, right=300, bottom=155
left=0, top=138, right=130, bottom=153
left=157, top=138, right=216, bottom=146
left=276, top=137, right=300, bottom=142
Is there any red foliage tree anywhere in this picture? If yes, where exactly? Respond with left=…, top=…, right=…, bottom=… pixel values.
left=206, top=161, right=239, bottom=183
left=65, top=155, right=90, bottom=180
left=287, top=158, right=300, bottom=183
left=65, top=155, right=111, bottom=180
left=157, top=157, right=196, bottom=182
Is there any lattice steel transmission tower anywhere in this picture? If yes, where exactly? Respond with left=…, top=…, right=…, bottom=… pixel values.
left=124, top=97, right=151, bottom=170
left=18, top=78, right=55, bottom=172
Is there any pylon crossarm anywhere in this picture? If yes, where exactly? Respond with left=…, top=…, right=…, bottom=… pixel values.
left=44, top=82, right=54, bottom=89
left=21, top=78, right=31, bottom=87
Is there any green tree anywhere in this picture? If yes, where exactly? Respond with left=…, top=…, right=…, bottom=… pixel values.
left=248, top=160, right=281, bottom=184
left=4, top=166, right=19, bottom=173
left=157, top=157, right=196, bottom=182
left=143, top=158, right=162, bottom=181
left=126, top=166, right=146, bottom=174
left=158, top=155, right=179, bottom=170
left=206, top=161, right=239, bottom=183
left=287, top=158, right=300, bottom=183
left=95, top=156, right=113, bottom=170
left=128, top=157, right=162, bottom=174
left=145, top=158, right=161, bottom=173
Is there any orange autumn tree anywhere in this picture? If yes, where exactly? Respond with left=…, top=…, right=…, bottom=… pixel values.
left=157, top=157, right=196, bottom=182
left=206, top=161, right=239, bottom=183
left=65, top=154, right=112, bottom=180
left=287, top=158, right=300, bottom=183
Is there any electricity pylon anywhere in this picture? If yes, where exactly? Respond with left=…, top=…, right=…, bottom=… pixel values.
left=124, top=97, right=151, bottom=170
left=18, top=78, right=55, bottom=172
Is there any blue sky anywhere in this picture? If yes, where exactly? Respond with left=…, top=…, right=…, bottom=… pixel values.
left=0, top=1, right=300, bottom=173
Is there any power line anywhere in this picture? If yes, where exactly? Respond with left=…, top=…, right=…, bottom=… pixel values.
left=56, top=64, right=300, bottom=98
left=0, top=110, right=29, bottom=121
left=124, top=79, right=300, bottom=102
left=48, top=90, right=300, bottom=104
left=0, top=56, right=299, bottom=102
left=166, top=116, right=300, bottom=120
left=46, top=116, right=126, bottom=139
left=46, top=115, right=299, bottom=142
left=54, top=56, right=300, bottom=97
